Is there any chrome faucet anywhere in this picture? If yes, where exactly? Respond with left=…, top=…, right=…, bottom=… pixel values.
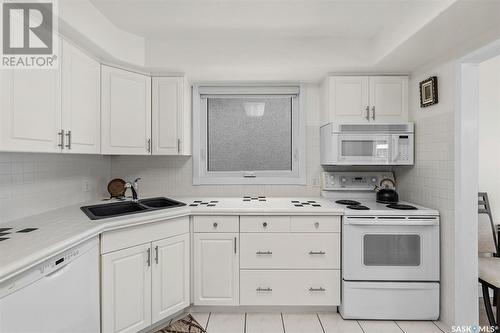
left=125, top=178, right=141, bottom=202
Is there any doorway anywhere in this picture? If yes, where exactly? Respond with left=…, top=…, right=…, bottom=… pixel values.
left=456, top=39, right=500, bottom=325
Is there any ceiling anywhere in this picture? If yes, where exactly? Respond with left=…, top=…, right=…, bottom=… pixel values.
left=67, top=0, right=500, bottom=80
left=89, top=0, right=445, bottom=40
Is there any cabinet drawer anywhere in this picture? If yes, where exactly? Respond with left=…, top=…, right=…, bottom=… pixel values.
left=240, top=216, right=290, bottom=232
left=240, top=233, right=340, bottom=269
left=101, top=217, right=189, bottom=254
left=290, top=216, right=341, bottom=233
left=193, top=216, right=239, bottom=233
left=240, top=270, right=340, bottom=306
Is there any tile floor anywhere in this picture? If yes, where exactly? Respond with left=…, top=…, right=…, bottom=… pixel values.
left=190, top=312, right=448, bottom=333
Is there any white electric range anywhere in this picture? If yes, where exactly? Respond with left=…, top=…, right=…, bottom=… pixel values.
left=321, top=172, right=440, bottom=320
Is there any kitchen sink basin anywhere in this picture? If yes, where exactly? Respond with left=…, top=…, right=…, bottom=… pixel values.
left=81, top=197, right=186, bottom=220
left=139, top=197, right=185, bottom=209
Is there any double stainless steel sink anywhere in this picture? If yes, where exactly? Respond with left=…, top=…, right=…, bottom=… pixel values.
left=81, top=197, right=186, bottom=220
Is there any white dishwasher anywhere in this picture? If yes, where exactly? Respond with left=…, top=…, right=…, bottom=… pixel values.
left=0, top=237, right=100, bottom=333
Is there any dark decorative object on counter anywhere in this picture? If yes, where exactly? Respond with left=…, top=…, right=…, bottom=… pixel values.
left=419, top=76, right=438, bottom=107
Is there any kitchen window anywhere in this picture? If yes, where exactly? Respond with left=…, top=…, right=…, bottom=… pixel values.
left=193, top=85, right=305, bottom=185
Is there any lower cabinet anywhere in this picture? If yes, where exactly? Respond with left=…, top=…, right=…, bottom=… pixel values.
left=101, top=218, right=190, bottom=333
left=152, top=234, right=190, bottom=322
left=101, top=243, right=152, bottom=333
left=193, top=232, right=239, bottom=305
left=240, top=270, right=340, bottom=306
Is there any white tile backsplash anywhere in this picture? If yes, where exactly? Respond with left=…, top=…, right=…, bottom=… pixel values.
left=0, top=153, right=110, bottom=223
left=111, top=126, right=322, bottom=198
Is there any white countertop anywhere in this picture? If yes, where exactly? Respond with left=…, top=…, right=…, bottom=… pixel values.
left=0, top=196, right=343, bottom=284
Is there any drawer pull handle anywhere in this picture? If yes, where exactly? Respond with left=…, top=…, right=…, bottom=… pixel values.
left=314, top=222, right=320, bottom=228
left=213, top=222, right=218, bottom=228
left=256, top=251, right=273, bottom=255
left=262, top=222, right=268, bottom=228
left=309, top=287, right=326, bottom=292
left=256, top=287, right=273, bottom=292
left=309, top=251, right=326, bottom=255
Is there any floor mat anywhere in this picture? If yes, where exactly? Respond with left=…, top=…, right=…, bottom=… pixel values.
left=154, top=314, right=207, bottom=333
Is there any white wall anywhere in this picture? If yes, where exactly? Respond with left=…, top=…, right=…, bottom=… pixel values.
left=0, top=153, right=110, bottom=223
left=478, top=55, right=500, bottom=226
left=111, top=83, right=322, bottom=197
left=395, top=61, right=456, bottom=325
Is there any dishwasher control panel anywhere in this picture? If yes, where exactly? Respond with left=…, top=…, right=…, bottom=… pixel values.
left=0, top=238, right=98, bottom=299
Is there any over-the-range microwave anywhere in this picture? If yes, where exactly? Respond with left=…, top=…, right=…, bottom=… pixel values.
left=320, top=123, right=414, bottom=166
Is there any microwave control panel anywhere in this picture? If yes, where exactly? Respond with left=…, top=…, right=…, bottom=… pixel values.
left=393, top=134, right=413, bottom=164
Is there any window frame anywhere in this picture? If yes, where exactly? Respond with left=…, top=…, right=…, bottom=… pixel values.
left=192, top=84, right=306, bottom=185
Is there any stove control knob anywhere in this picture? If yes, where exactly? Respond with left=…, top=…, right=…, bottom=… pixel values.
left=371, top=177, right=377, bottom=183
left=341, top=177, right=347, bottom=184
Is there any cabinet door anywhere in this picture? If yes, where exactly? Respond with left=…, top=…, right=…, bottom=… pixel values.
left=61, top=40, right=100, bottom=154
left=194, top=233, right=239, bottom=305
left=0, top=66, right=61, bottom=153
left=152, top=77, right=186, bottom=155
left=328, top=76, right=369, bottom=123
left=101, top=65, right=151, bottom=155
left=152, top=233, right=190, bottom=322
left=369, top=76, right=408, bottom=123
left=102, top=243, right=152, bottom=333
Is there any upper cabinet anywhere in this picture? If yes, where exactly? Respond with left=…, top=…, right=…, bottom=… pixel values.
left=61, top=40, right=101, bottom=154
left=0, top=37, right=101, bottom=154
left=101, top=67, right=191, bottom=156
left=0, top=53, right=62, bottom=153
left=152, top=77, right=191, bottom=155
left=321, top=75, right=408, bottom=124
left=101, top=65, right=152, bottom=155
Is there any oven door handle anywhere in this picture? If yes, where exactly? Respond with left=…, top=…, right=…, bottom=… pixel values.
left=344, top=220, right=439, bottom=226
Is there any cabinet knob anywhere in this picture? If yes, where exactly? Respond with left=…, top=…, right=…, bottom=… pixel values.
left=314, top=222, right=320, bottom=228
left=213, top=222, right=218, bottom=228
left=262, top=222, right=268, bottom=228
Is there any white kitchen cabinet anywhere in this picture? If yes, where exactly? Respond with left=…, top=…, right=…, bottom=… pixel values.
left=0, top=37, right=101, bottom=154
left=152, top=233, right=190, bottom=323
left=240, top=270, right=340, bottom=306
left=152, top=77, right=191, bottom=155
left=368, top=76, right=408, bottom=122
left=101, top=218, right=191, bottom=331
left=0, top=61, right=61, bottom=153
left=322, top=76, right=370, bottom=123
left=321, top=75, right=408, bottom=124
left=101, top=243, right=152, bottom=333
left=101, top=65, right=152, bottom=155
left=61, top=40, right=101, bottom=154
left=193, top=233, right=239, bottom=305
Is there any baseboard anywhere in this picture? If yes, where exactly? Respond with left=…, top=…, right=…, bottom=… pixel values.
left=188, top=305, right=338, bottom=313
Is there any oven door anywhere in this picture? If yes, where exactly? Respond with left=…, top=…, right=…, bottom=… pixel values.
left=337, top=134, right=391, bottom=165
left=342, top=216, right=440, bottom=281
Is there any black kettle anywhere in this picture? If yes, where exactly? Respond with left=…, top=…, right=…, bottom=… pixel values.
left=375, top=178, right=399, bottom=204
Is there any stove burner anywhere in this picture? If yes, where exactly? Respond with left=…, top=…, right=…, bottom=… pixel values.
left=347, top=205, right=370, bottom=210
left=387, top=204, right=417, bottom=210
left=336, top=200, right=361, bottom=206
